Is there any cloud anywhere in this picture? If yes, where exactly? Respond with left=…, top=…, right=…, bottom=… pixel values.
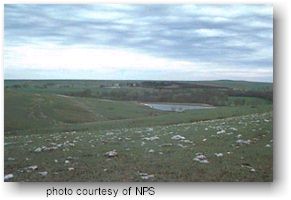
left=194, top=28, right=234, bottom=37
left=4, top=4, right=273, bottom=81
left=4, top=43, right=203, bottom=72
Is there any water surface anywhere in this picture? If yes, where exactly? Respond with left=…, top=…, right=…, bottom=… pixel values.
left=142, top=103, right=215, bottom=112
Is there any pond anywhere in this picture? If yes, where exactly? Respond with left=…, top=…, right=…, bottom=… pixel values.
left=141, top=102, right=215, bottom=112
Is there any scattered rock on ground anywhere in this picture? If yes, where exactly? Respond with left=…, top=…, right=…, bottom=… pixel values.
left=34, top=147, right=42, bottom=152
left=241, top=163, right=256, bottom=173
left=148, top=149, right=155, bottom=153
left=214, top=153, right=224, bottom=157
left=27, top=165, right=38, bottom=171
left=4, top=174, right=14, bottom=181
left=236, top=139, right=251, bottom=145
left=193, top=153, right=209, bottom=164
left=104, top=149, right=118, bottom=158
left=139, top=172, right=155, bottom=180
left=143, top=136, right=159, bottom=141
left=171, top=135, right=185, bottom=140
left=38, top=171, right=48, bottom=176
left=216, top=130, right=225, bottom=135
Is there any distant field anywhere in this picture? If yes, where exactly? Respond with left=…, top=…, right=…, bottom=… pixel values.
left=4, top=80, right=273, bottom=181
left=195, top=80, right=273, bottom=91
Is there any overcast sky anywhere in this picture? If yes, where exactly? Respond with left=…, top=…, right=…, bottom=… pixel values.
left=4, top=4, right=273, bottom=82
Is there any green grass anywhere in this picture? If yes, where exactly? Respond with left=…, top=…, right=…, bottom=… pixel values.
left=4, top=91, right=161, bottom=132
left=5, top=90, right=272, bottom=135
left=227, top=96, right=272, bottom=106
left=195, top=80, right=272, bottom=91
left=4, top=112, right=272, bottom=181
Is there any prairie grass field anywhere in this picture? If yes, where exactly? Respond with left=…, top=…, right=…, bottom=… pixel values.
left=4, top=80, right=273, bottom=182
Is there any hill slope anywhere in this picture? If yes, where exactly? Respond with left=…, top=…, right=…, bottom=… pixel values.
left=4, top=91, right=160, bottom=131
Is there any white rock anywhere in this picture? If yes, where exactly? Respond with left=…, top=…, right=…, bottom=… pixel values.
left=68, top=168, right=74, bottom=171
left=146, top=128, right=154, bottom=132
left=236, top=139, right=251, bottom=145
left=250, top=168, right=256, bottom=172
left=194, top=158, right=209, bottom=164
left=106, top=132, right=114, bottom=136
left=202, top=138, right=207, bottom=142
left=141, top=174, right=154, bottom=180
left=193, top=153, right=209, bottom=163
left=38, top=171, right=48, bottom=176
left=104, top=149, right=118, bottom=157
left=216, top=130, right=225, bottom=135
left=144, top=136, right=159, bottom=141
left=34, top=147, right=42, bottom=152
left=139, top=172, right=155, bottom=180
left=171, top=135, right=185, bottom=140
left=4, top=174, right=14, bottom=181
left=148, top=149, right=155, bottom=153
left=27, top=165, right=38, bottom=170
left=265, top=144, right=271, bottom=148
left=214, top=153, right=224, bottom=157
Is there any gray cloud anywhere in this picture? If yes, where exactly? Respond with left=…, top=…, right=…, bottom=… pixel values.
left=4, top=4, right=273, bottom=81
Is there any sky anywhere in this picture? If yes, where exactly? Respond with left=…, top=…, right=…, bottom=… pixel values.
left=4, top=4, right=273, bottom=82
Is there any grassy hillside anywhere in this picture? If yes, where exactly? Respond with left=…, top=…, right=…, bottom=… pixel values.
left=5, top=112, right=272, bottom=181
left=4, top=91, right=161, bottom=132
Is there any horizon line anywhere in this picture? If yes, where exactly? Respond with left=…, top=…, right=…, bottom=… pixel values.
left=3, top=78, right=273, bottom=83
